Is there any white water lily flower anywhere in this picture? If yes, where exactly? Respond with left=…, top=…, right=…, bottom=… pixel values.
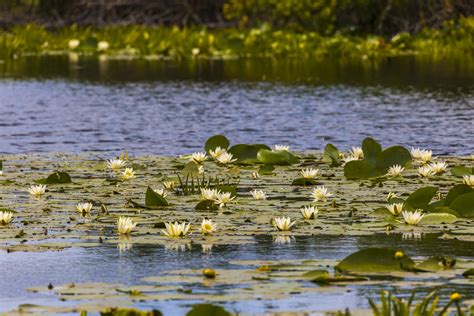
left=209, top=147, right=227, bottom=159
left=250, top=189, right=267, bottom=200
left=68, top=39, right=80, bottom=49
left=161, top=221, right=191, bottom=237
left=418, top=165, right=435, bottom=178
left=343, top=154, right=359, bottom=164
left=163, top=181, right=175, bottom=190
left=387, top=203, right=404, bottom=216
left=198, top=165, right=205, bottom=174
left=300, top=206, right=318, bottom=219
left=0, top=170, right=3, bottom=176
left=121, top=167, right=136, bottom=180
left=349, top=147, right=364, bottom=159
left=410, top=147, right=423, bottom=159
left=107, top=158, right=126, bottom=171
left=273, top=217, right=296, bottom=231
left=402, top=210, right=425, bottom=225
left=429, top=161, right=448, bottom=174
left=153, top=188, right=168, bottom=198
left=386, top=192, right=398, bottom=201
left=463, top=175, right=474, bottom=188
left=28, top=184, right=47, bottom=197
left=215, top=192, right=235, bottom=208
left=386, top=165, right=405, bottom=177
left=200, top=188, right=220, bottom=200
left=191, top=152, right=207, bottom=164
left=97, top=41, right=109, bottom=51
left=0, top=211, right=13, bottom=225
left=311, top=186, right=333, bottom=202
left=76, top=202, right=93, bottom=215
left=216, top=152, right=236, bottom=164
left=274, top=145, right=290, bottom=151
left=117, top=216, right=137, bottom=235
left=201, top=219, right=217, bottom=235
left=420, top=150, right=435, bottom=164
left=300, top=168, right=319, bottom=179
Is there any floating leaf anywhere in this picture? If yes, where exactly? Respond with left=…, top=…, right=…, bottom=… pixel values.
left=462, top=269, right=474, bottom=278
left=195, top=200, right=218, bottom=211
left=375, top=146, right=412, bottom=170
left=258, top=164, right=275, bottom=175
left=205, top=135, right=229, bottom=153
left=145, top=186, right=169, bottom=208
left=335, top=248, right=415, bottom=273
left=292, top=178, right=318, bottom=185
left=420, top=213, right=457, bottom=224
left=444, top=184, right=473, bottom=206
left=344, top=160, right=383, bottom=179
left=186, top=304, right=231, bottom=316
left=415, top=256, right=456, bottom=272
left=35, top=171, right=72, bottom=184
left=451, top=166, right=474, bottom=177
left=449, top=192, right=474, bottom=218
left=404, top=187, right=438, bottom=211
left=228, top=144, right=270, bottom=164
left=323, top=144, right=341, bottom=167
left=257, top=149, right=299, bottom=165
left=362, top=137, right=382, bottom=165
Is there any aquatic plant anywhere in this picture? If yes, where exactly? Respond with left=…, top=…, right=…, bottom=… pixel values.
left=106, top=158, right=126, bottom=171
left=273, top=217, right=295, bottom=231
left=401, top=210, right=425, bottom=225
left=121, top=167, right=136, bottom=180
left=28, top=184, right=47, bottom=197
left=0, top=211, right=14, bottom=225
left=311, top=186, right=333, bottom=202
left=300, top=206, right=318, bottom=219
left=161, top=221, right=191, bottom=237
left=200, top=219, right=217, bottom=235
left=117, top=216, right=137, bottom=235
left=250, top=189, right=267, bottom=200
left=76, top=202, right=93, bottom=216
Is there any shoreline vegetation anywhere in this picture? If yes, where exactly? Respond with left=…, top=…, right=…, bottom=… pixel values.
left=1, top=17, right=473, bottom=61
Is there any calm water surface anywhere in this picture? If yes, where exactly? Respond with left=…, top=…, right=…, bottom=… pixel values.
left=0, top=55, right=473, bottom=155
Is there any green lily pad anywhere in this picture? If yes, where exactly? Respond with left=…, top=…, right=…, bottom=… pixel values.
left=335, top=248, right=415, bottom=273
left=291, top=178, right=318, bottom=185
left=323, top=144, right=341, bottom=167
left=444, top=184, right=473, bottom=206
left=362, top=137, right=382, bottom=165
left=344, top=160, right=383, bottom=179
left=186, top=304, right=231, bottom=316
left=257, top=149, right=299, bottom=165
left=35, top=171, right=72, bottom=184
left=145, top=186, right=169, bottom=208
left=462, top=268, right=474, bottom=278
left=420, top=213, right=457, bottom=224
left=195, top=200, right=219, bottom=211
left=228, top=144, right=270, bottom=164
left=415, top=256, right=456, bottom=272
left=258, top=164, right=275, bottom=175
left=449, top=192, right=474, bottom=218
left=404, top=187, right=438, bottom=211
left=205, top=135, right=229, bottom=153
left=451, top=166, right=474, bottom=177
left=375, top=146, right=412, bottom=170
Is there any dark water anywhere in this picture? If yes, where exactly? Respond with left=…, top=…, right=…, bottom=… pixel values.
left=0, top=234, right=473, bottom=314
left=0, top=55, right=473, bottom=155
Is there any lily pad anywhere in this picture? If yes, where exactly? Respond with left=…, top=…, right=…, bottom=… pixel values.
left=186, top=304, right=231, bottom=316
left=420, top=213, right=457, bottom=224
left=335, top=248, right=415, bottom=273
left=205, top=135, right=230, bottom=153
left=36, top=171, right=72, bottom=184
left=362, top=137, right=382, bottom=165
left=444, top=184, right=473, bottom=206
left=257, top=149, right=299, bottom=165
left=323, top=144, right=341, bottom=167
left=451, top=166, right=474, bottom=177
left=449, top=192, right=474, bottom=218
left=228, top=144, right=270, bottom=164
left=404, top=187, right=438, bottom=211
left=292, top=178, right=318, bottom=186
left=145, top=186, right=169, bottom=208
left=415, top=256, right=456, bottom=272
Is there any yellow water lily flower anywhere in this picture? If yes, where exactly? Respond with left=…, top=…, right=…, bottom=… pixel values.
left=28, top=184, right=47, bottom=197
left=311, top=186, right=333, bottom=202
left=300, top=168, right=319, bottom=179
left=387, top=203, right=404, bottom=216
left=161, top=221, right=191, bottom=237
left=121, top=167, right=136, bottom=180
left=107, top=158, right=126, bottom=171
left=300, top=206, right=318, bottom=219
left=76, top=202, right=93, bottom=215
left=191, top=152, right=207, bottom=164
left=402, top=210, right=424, bottom=225
left=386, top=165, right=404, bottom=177
left=200, top=219, right=217, bottom=235
left=349, top=146, right=364, bottom=159
left=250, top=189, right=267, bottom=200
left=0, top=211, right=13, bottom=225
left=274, top=145, right=290, bottom=151
left=418, top=165, right=434, bottom=178
left=117, top=216, right=137, bottom=235
left=215, top=192, right=235, bottom=208
left=463, top=175, right=474, bottom=187
left=163, top=181, right=175, bottom=190
left=209, top=146, right=227, bottom=159
left=273, top=217, right=296, bottom=231
left=216, top=152, right=236, bottom=164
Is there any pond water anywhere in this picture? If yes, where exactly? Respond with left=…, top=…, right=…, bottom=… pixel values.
left=0, top=56, right=474, bottom=315
left=0, top=55, right=473, bottom=155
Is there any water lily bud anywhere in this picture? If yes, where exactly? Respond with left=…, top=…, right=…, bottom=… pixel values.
left=394, top=251, right=404, bottom=259
left=450, top=292, right=461, bottom=301
left=203, top=268, right=216, bottom=279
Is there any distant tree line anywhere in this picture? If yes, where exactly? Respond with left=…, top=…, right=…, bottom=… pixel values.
left=1, top=0, right=473, bottom=35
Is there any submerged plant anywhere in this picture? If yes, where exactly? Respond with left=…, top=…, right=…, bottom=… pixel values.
left=161, top=221, right=191, bottom=237
left=28, top=184, right=47, bottom=197
left=117, top=216, right=137, bottom=235
left=273, top=217, right=295, bottom=231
